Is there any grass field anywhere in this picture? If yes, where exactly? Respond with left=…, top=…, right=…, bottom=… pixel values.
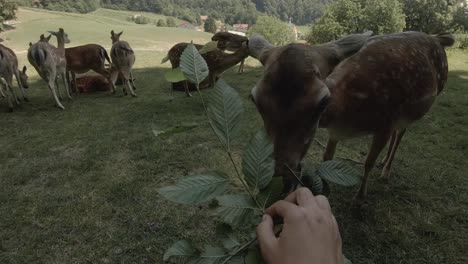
left=1, top=8, right=468, bottom=264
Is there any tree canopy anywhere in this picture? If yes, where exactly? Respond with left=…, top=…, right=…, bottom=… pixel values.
left=247, top=15, right=296, bottom=45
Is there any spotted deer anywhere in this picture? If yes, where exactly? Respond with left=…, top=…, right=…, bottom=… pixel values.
left=162, top=33, right=250, bottom=97
left=251, top=32, right=454, bottom=203
left=0, top=44, right=29, bottom=111
left=109, top=30, right=136, bottom=97
left=65, top=44, right=113, bottom=94
left=28, top=28, right=71, bottom=110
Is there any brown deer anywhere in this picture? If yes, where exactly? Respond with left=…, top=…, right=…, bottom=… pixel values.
left=212, top=32, right=249, bottom=74
left=109, top=30, right=136, bottom=97
left=28, top=28, right=71, bottom=110
left=162, top=36, right=250, bottom=97
left=65, top=44, right=113, bottom=94
left=0, top=44, right=29, bottom=111
left=251, top=32, right=454, bottom=203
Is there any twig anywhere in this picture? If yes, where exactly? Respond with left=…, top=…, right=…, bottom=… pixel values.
left=285, top=164, right=305, bottom=187
left=314, top=138, right=327, bottom=148
left=220, top=237, right=258, bottom=264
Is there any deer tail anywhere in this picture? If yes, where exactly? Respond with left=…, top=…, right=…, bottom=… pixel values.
left=161, top=54, right=169, bottom=64
left=434, top=33, right=455, bottom=48
left=31, top=48, right=47, bottom=66
left=100, top=47, right=112, bottom=65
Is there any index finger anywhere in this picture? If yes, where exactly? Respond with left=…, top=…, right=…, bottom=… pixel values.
left=265, top=200, right=299, bottom=218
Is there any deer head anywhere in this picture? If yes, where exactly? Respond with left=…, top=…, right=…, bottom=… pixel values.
left=250, top=32, right=372, bottom=192
left=39, top=34, right=52, bottom=43
left=110, top=30, right=123, bottom=44
left=19, top=66, right=29, bottom=89
left=48, top=28, right=70, bottom=44
left=212, top=32, right=248, bottom=51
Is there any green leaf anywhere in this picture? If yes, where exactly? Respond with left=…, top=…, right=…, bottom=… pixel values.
left=163, top=240, right=197, bottom=261
left=216, top=223, right=241, bottom=251
left=164, top=67, right=187, bottom=83
left=316, top=160, right=361, bottom=186
left=227, top=256, right=244, bottom=264
left=189, top=246, right=227, bottom=264
left=301, top=162, right=323, bottom=195
left=242, top=130, right=274, bottom=192
left=215, top=194, right=258, bottom=227
left=199, top=41, right=219, bottom=54
left=180, top=43, right=209, bottom=86
left=257, top=177, right=283, bottom=209
left=158, top=173, right=230, bottom=204
left=207, top=80, right=244, bottom=152
left=344, top=255, right=353, bottom=264
left=245, top=247, right=263, bottom=264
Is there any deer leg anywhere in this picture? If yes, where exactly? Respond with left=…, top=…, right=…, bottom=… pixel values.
left=1, top=81, right=13, bottom=112
left=109, top=70, right=118, bottom=95
left=55, top=78, right=63, bottom=101
left=123, top=71, right=137, bottom=97
left=130, top=71, right=137, bottom=90
left=0, top=84, right=6, bottom=98
left=323, top=138, right=338, bottom=161
left=238, top=59, right=245, bottom=74
left=48, top=79, right=65, bottom=110
left=355, top=131, right=392, bottom=203
left=381, top=129, right=406, bottom=179
left=184, top=81, right=192, bottom=97
left=5, top=77, right=20, bottom=106
left=381, top=131, right=397, bottom=165
left=14, top=70, right=28, bottom=102
left=71, top=72, right=79, bottom=95
left=62, top=73, right=72, bottom=100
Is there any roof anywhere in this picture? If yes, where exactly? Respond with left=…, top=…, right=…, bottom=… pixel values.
left=200, top=15, right=209, bottom=21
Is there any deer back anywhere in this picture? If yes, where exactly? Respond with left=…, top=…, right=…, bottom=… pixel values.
left=321, top=32, right=454, bottom=135
left=0, top=44, right=18, bottom=76
left=111, top=41, right=135, bottom=69
left=66, top=44, right=110, bottom=73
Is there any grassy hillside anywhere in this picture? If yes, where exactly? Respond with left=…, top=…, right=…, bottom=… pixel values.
left=0, top=7, right=467, bottom=264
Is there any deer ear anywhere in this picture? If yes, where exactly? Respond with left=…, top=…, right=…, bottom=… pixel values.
left=48, top=31, right=57, bottom=36
left=323, top=31, right=373, bottom=60
left=22, top=66, right=27, bottom=73
left=29, top=42, right=32, bottom=47
left=59, top=28, right=64, bottom=33
left=111, top=30, right=115, bottom=36
left=46, top=35, right=51, bottom=42
left=118, top=31, right=123, bottom=36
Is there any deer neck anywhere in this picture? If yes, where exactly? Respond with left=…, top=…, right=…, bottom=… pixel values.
left=219, top=48, right=248, bottom=69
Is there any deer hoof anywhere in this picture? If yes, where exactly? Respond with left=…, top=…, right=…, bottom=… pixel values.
left=131, top=94, right=137, bottom=98
left=24, top=97, right=29, bottom=102
left=7, top=107, right=13, bottom=113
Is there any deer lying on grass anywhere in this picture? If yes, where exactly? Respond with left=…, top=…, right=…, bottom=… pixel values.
left=0, top=44, right=29, bottom=111
left=28, top=28, right=71, bottom=110
left=109, top=30, right=136, bottom=97
left=65, top=44, right=113, bottom=94
left=212, top=32, right=249, bottom=74
left=251, top=32, right=454, bottom=203
left=162, top=33, right=250, bottom=97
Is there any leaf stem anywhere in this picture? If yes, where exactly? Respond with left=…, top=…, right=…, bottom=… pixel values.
left=285, top=164, right=305, bottom=188
left=220, top=237, right=258, bottom=264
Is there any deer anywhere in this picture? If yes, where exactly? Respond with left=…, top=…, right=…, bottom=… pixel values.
left=250, top=31, right=455, bottom=205
left=65, top=44, right=113, bottom=94
left=162, top=34, right=250, bottom=97
left=0, top=44, right=29, bottom=112
left=28, top=28, right=71, bottom=110
left=212, top=32, right=249, bottom=74
left=109, top=30, right=136, bottom=97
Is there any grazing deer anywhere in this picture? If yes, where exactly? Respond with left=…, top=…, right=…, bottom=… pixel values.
left=162, top=40, right=250, bottom=97
left=109, top=30, right=136, bottom=97
left=251, top=32, right=454, bottom=203
left=28, top=28, right=71, bottom=110
left=65, top=44, right=113, bottom=94
left=0, top=44, right=29, bottom=112
left=212, top=32, right=249, bottom=74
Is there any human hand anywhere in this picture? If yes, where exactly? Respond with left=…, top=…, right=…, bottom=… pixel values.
left=257, top=188, right=343, bottom=264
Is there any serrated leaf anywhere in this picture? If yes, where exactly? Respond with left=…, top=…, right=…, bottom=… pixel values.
left=316, top=160, right=361, bottom=186
left=199, top=41, right=219, bottom=54
left=180, top=43, right=209, bottom=86
left=207, top=80, right=244, bottom=152
left=242, top=130, right=274, bottom=192
left=257, top=177, right=283, bottom=209
left=189, top=246, right=228, bottom=264
left=344, top=255, right=353, bottom=264
left=165, top=67, right=187, bottom=83
left=245, top=247, right=263, bottom=264
left=158, top=173, right=229, bottom=204
left=301, top=162, right=323, bottom=195
left=163, top=240, right=197, bottom=261
left=215, top=194, right=258, bottom=227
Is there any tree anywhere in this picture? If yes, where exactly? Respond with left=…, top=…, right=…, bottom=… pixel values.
left=248, top=15, right=296, bottom=45
left=166, top=17, right=176, bottom=27
left=401, top=0, right=454, bottom=33
left=204, top=16, right=217, bottom=33
left=157, top=18, right=166, bottom=27
left=0, top=0, right=17, bottom=31
left=307, top=0, right=405, bottom=44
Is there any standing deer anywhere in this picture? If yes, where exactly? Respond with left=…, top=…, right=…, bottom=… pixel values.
left=0, top=44, right=29, bottom=111
left=28, top=28, right=71, bottom=110
left=109, top=30, right=136, bottom=97
left=65, top=44, right=113, bottom=94
left=251, top=32, right=454, bottom=204
left=162, top=39, right=250, bottom=97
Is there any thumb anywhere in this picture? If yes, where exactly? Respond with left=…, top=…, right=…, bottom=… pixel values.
left=257, top=215, right=278, bottom=256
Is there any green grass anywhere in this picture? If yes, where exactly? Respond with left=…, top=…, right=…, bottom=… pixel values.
left=1, top=8, right=468, bottom=264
